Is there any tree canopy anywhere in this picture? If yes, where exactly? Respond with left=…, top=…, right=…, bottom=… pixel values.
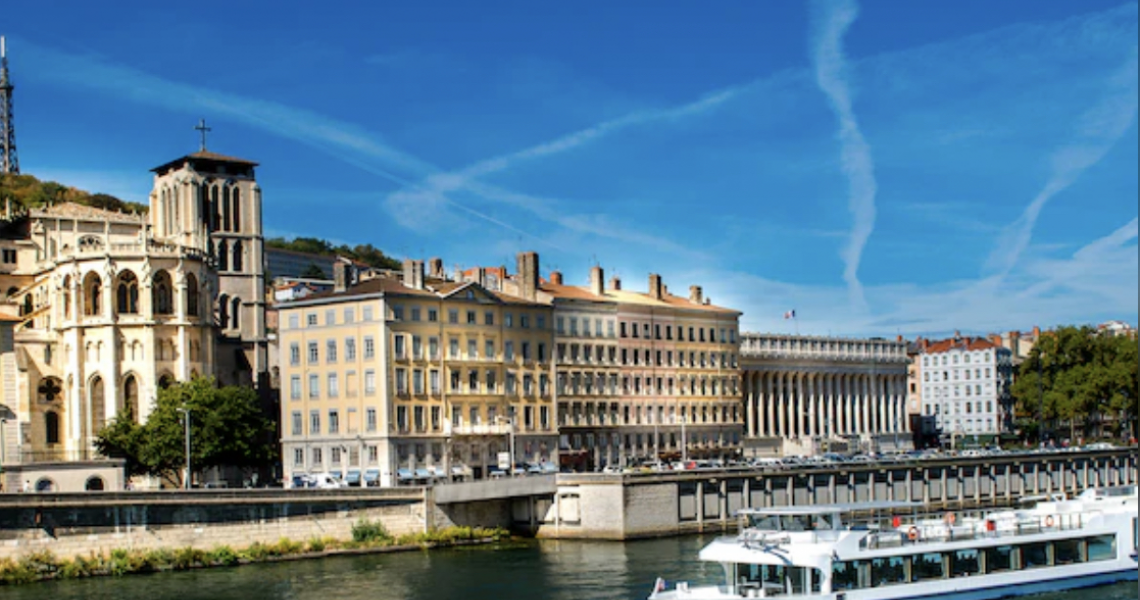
left=95, top=377, right=277, bottom=487
left=0, top=173, right=148, bottom=214
left=1011, top=325, right=1138, bottom=442
left=265, top=236, right=401, bottom=271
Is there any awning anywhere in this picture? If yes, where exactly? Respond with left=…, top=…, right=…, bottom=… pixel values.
left=345, top=470, right=361, bottom=484
left=413, top=468, right=432, bottom=479
left=396, top=468, right=414, bottom=480
left=364, top=469, right=380, bottom=482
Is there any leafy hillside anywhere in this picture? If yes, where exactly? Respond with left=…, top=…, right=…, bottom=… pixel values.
left=265, top=236, right=402, bottom=271
left=0, top=173, right=148, bottom=214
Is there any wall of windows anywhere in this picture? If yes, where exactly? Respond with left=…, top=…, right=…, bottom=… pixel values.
left=831, top=535, right=1117, bottom=591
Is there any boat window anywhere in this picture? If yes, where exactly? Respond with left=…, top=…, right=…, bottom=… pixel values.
left=870, top=556, right=906, bottom=587
left=1021, top=542, right=1049, bottom=568
left=1087, top=535, right=1116, bottom=562
left=949, top=549, right=980, bottom=577
left=1053, top=539, right=1082, bottom=565
left=781, top=515, right=808, bottom=532
left=831, top=561, right=862, bottom=591
left=911, top=553, right=944, bottom=581
left=748, top=514, right=780, bottom=531
left=984, top=545, right=1014, bottom=573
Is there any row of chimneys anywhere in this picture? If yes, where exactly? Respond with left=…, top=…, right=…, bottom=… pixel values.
left=911, top=325, right=1042, bottom=351
left=382, top=251, right=710, bottom=305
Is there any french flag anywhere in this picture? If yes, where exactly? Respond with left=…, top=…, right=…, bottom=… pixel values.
left=783, top=309, right=796, bottom=319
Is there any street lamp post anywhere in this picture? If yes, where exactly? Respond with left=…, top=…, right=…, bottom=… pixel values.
left=176, top=407, right=191, bottom=489
left=680, top=414, right=687, bottom=464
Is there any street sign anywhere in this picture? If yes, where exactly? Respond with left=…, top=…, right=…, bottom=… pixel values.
left=497, top=452, right=511, bottom=470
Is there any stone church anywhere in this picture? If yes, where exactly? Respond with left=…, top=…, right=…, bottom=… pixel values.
left=0, top=146, right=269, bottom=491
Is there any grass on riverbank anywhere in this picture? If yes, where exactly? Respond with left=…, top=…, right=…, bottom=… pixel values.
left=0, top=523, right=510, bottom=586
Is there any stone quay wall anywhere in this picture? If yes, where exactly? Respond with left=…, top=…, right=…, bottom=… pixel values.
left=539, top=448, right=1138, bottom=539
left=0, top=488, right=427, bottom=561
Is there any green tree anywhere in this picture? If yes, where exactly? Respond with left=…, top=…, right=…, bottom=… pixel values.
left=95, top=377, right=277, bottom=487
left=1012, top=325, right=1139, bottom=442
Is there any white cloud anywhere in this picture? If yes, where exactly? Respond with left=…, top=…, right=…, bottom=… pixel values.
left=984, top=47, right=1139, bottom=277
left=810, top=0, right=877, bottom=311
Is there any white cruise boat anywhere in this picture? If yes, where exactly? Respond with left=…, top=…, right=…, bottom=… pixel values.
left=649, top=486, right=1138, bottom=600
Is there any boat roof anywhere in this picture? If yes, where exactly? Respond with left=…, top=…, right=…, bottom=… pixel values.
left=737, top=500, right=921, bottom=517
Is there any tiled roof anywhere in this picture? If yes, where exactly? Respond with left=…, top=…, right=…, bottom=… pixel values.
left=151, top=150, right=259, bottom=173
left=539, top=283, right=739, bottom=314
left=922, top=336, right=1000, bottom=354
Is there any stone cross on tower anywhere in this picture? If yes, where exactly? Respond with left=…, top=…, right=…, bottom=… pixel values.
left=194, top=118, right=211, bottom=152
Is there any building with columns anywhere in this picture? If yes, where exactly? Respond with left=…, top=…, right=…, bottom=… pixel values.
left=0, top=145, right=269, bottom=490
left=740, top=334, right=911, bottom=456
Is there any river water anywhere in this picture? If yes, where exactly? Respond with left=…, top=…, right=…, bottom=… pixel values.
left=3, top=535, right=1135, bottom=600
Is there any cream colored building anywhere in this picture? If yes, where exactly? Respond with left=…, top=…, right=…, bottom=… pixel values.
left=278, top=260, right=557, bottom=487
left=0, top=148, right=269, bottom=490
left=515, top=257, right=743, bottom=470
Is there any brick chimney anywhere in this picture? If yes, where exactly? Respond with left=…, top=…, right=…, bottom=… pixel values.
left=648, top=273, right=663, bottom=300
left=590, top=266, right=604, bottom=296
left=1032, top=325, right=1040, bottom=338
left=689, top=285, right=703, bottom=304
left=333, top=261, right=349, bottom=293
left=516, top=251, right=539, bottom=301
left=428, top=257, right=444, bottom=278
left=989, top=333, right=1002, bottom=346
left=921, top=338, right=929, bottom=351
left=609, top=275, right=622, bottom=291
left=477, top=267, right=488, bottom=288
left=402, top=259, right=425, bottom=290
left=549, top=270, right=563, bottom=285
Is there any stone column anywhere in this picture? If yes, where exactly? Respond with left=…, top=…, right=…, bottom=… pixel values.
left=807, top=374, right=817, bottom=439
left=746, top=373, right=755, bottom=438
left=765, top=372, right=774, bottom=437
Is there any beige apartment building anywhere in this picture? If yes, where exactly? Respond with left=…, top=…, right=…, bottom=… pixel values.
left=518, top=259, right=742, bottom=470
left=277, top=260, right=557, bottom=487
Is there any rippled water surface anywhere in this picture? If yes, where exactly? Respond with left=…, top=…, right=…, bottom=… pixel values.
left=3, top=535, right=1135, bottom=600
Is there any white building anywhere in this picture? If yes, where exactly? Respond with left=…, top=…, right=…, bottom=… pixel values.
left=918, top=334, right=1013, bottom=442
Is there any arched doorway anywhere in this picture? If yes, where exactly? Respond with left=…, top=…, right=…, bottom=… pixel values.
left=35, top=478, right=55, bottom=493
left=85, top=476, right=105, bottom=491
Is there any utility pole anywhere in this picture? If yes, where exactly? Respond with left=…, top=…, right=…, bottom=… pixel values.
left=177, top=407, right=192, bottom=489
left=680, top=414, right=687, bottom=464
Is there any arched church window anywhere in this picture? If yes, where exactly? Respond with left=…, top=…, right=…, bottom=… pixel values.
left=116, top=271, right=140, bottom=314
left=221, top=185, right=232, bottom=232
left=185, top=272, right=200, bottom=317
left=123, top=374, right=139, bottom=420
left=232, top=240, right=243, bottom=273
left=209, top=184, right=220, bottom=231
left=231, top=187, right=242, bottom=232
left=89, top=375, right=106, bottom=432
left=45, top=411, right=60, bottom=445
left=231, top=296, right=241, bottom=331
left=218, top=294, right=229, bottom=329
left=83, top=272, right=102, bottom=316
left=217, top=241, right=228, bottom=272
left=158, top=374, right=174, bottom=389
left=153, top=270, right=173, bottom=315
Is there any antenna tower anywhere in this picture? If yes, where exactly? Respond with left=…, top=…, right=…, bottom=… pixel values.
left=0, top=36, right=18, bottom=174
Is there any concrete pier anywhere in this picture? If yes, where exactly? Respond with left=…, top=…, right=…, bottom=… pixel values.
left=537, top=448, right=1137, bottom=539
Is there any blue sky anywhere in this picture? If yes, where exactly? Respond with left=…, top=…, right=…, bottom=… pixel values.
left=5, top=0, right=1137, bottom=336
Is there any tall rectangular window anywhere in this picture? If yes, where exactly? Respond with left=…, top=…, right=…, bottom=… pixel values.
left=290, top=376, right=301, bottom=400
left=327, top=373, right=339, bottom=398
left=308, top=374, right=319, bottom=399
left=328, top=409, right=340, bottom=434
left=364, top=336, right=375, bottom=359
left=289, top=343, right=300, bottom=365
left=394, top=335, right=406, bottom=359
left=309, top=410, right=321, bottom=434
left=307, top=342, right=319, bottom=364
left=345, top=337, right=356, bottom=361
left=291, top=411, right=302, bottom=436
left=364, top=370, right=376, bottom=395
left=366, top=408, right=377, bottom=432
left=326, top=339, right=337, bottom=363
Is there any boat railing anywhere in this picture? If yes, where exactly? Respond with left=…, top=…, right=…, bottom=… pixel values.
left=859, top=508, right=1090, bottom=550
